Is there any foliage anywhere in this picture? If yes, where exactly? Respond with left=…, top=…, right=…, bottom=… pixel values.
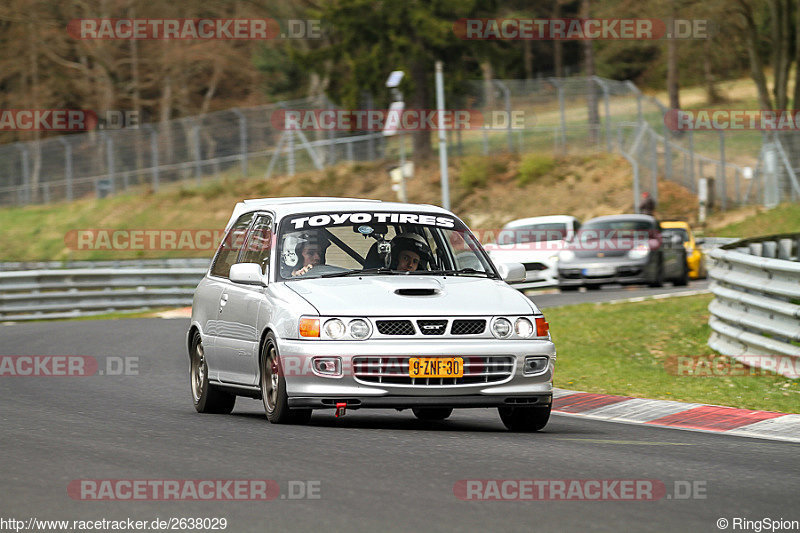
left=517, top=154, right=556, bottom=186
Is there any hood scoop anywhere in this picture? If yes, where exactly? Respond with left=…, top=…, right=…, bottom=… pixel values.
left=395, top=287, right=440, bottom=296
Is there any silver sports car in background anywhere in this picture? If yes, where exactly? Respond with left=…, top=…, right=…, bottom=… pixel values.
left=557, top=214, right=688, bottom=290
left=188, top=197, right=555, bottom=431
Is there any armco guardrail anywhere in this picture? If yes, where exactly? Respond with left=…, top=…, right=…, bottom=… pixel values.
left=0, top=261, right=208, bottom=321
left=707, top=234, right=800, bottom=377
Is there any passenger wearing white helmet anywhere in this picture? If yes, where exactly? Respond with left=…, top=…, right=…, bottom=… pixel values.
left=390, top=233, right=432, bottom=272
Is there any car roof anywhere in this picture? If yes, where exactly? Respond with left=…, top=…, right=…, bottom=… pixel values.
left=584, top=214, right=656, bottom=224
left=660, top=220, right=691, bottom=229
left=224, top=197, right=451, bottom=230
left=503, top=215, right=578, bottom=229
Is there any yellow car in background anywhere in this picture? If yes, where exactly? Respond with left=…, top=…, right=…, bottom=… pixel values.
left=660, top=221, right=706, bottom=279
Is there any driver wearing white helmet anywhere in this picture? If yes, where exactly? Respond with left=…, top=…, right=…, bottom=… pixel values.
left=390, top=233, right=432, bottom=272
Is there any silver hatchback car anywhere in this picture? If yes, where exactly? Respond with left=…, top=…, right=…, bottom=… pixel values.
left=188, top=197, right=555, bottom=431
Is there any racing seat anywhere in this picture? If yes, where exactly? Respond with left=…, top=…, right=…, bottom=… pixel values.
left=363, top=241, right=385, bottom=269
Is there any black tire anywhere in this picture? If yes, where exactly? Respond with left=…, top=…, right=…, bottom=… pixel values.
left=648, top=261, right=664, bottom=288
left=559, top=285, right=580, bottom=292
left=586, top=284, right=602, bottom=290
left=260, top=333, right=311, bottom=425
left=190, top=331, right=236, bottom=414
left=498, top=405, right=551, bottom=432
left=412, top=407, right=453, bottom=421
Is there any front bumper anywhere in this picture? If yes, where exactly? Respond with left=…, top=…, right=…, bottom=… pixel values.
left=277, top=338, right=555, bottom=405
left=289, top=394, right=552, bottom=409
left=558, top=257, right=652, bottom=286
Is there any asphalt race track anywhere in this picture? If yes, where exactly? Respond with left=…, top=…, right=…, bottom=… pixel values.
left=2, top=308, right=798, bottom=533
left=530, top=279, right=710, bottom=309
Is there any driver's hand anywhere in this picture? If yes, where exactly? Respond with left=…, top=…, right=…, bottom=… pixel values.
left=292, top=264, right=313, bottom=277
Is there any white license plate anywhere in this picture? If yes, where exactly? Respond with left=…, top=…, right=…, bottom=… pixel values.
left=583, top=266, right=615, bottom=276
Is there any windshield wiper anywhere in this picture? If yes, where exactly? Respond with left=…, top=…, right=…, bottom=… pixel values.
left=319, top=267, right=397, bottom=278
left=416, top=268, right=496, bottom=278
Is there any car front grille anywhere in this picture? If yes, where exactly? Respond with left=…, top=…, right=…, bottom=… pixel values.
left=376, top=320, right=415, bottom=335
left=417, top=319, right=447, bottom=335
left=352, top=356, right=515, bottom=386
left=451, top=319, right=486, bottom=335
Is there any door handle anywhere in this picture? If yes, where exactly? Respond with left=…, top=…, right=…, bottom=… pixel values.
left=219, top=293, right=229, bottom=310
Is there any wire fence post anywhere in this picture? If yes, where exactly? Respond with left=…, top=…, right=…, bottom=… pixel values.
left=719, top=130, right=727, bottom=210
left=148, top=126, right=159, bottom=192
left=57, top=137, right=73, bottom=201
left=232, top=108, right=248, bottom=177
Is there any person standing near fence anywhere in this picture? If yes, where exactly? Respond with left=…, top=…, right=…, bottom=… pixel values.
left=639, top=192, right=656, bottom=216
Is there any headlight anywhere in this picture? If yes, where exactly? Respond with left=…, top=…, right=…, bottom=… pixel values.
left=628, top=244, right=650, bottom=259
left=558, top=250, right=575, bottom=262
left=491, top=318, right=513, bottom=338
left=349, top=319, right=371, bottom=340
left=514, top=317, right=534, bottom=338
left=323, top=319, right=346, bottom=339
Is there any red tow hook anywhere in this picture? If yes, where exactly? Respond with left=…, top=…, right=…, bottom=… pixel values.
left=335, top=402, right=347, bottom=418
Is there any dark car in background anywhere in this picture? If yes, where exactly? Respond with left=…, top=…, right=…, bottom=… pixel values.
left=557, top=214, right=688, bottom=291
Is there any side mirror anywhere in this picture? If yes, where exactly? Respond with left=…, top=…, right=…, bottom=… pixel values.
left=496, top=262, right=526, bottom=283
left=230, top=263, right=266, bottom=286
left=669, top=234, right=683, bottom=246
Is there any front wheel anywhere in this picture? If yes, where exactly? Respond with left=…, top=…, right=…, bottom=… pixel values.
left=559, top=285, right=580, bottom=292
left=498, top=405, right=551, bottom=432
left=260, top=333, right=311, bottom=425
left=190, top=331, right=235, bottom=414
left=412, top=407, right=453, bottom=421
left=648, top=262, right=664, bottom=288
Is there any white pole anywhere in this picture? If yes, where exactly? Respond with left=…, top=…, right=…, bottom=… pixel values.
left=435, top=61, right=450, bottom=210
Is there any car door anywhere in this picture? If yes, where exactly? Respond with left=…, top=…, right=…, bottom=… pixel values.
left=658, top=225, right=683, bottom=278
left=215, top=213, right=273, bottom=386
left=204, top=212, right=255, bottom=383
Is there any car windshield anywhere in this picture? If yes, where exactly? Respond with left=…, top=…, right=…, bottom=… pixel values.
left=498, top=223, right=568, bottom=245
left=662, top=228, right=690, bottom=243
left=581, top=219, right=654, bottom=231
left=275, top=211, right=497, bottom=280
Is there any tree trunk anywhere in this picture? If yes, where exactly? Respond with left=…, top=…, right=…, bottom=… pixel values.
left=703, top=37, right=722, bottom=104
left=794, top=0, right=800, bottom=108
left=769, top=0, right=791, bottom=109
left=523, top=39, right=533, bottom=81
left=411, top=59, right=432, bottom=161
left=582, top=0, right=600, bottom=144
left=666, top=0, right=680, bottom=110
left=737, top=0, right=773, bottom=109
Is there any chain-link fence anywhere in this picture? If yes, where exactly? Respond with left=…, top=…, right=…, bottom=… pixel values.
left=0, top=96, right=387, bottom=206
left=1, top=76, right=794, bottom=209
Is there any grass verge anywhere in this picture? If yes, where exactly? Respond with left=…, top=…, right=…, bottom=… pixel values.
left=546, top=293, right=800, bottom=414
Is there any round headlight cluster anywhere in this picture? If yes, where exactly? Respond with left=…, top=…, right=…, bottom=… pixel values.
left=514, top=317, right=534, bottom=337
left=349, top=319, right=370, bottom=339
left=324, top=319, right=346, bottom=339
left=558, top=250, right=575, bottom=262
left=492, top=318, right=513, bottom=338
left=321, top=318, right=372, bottom=340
